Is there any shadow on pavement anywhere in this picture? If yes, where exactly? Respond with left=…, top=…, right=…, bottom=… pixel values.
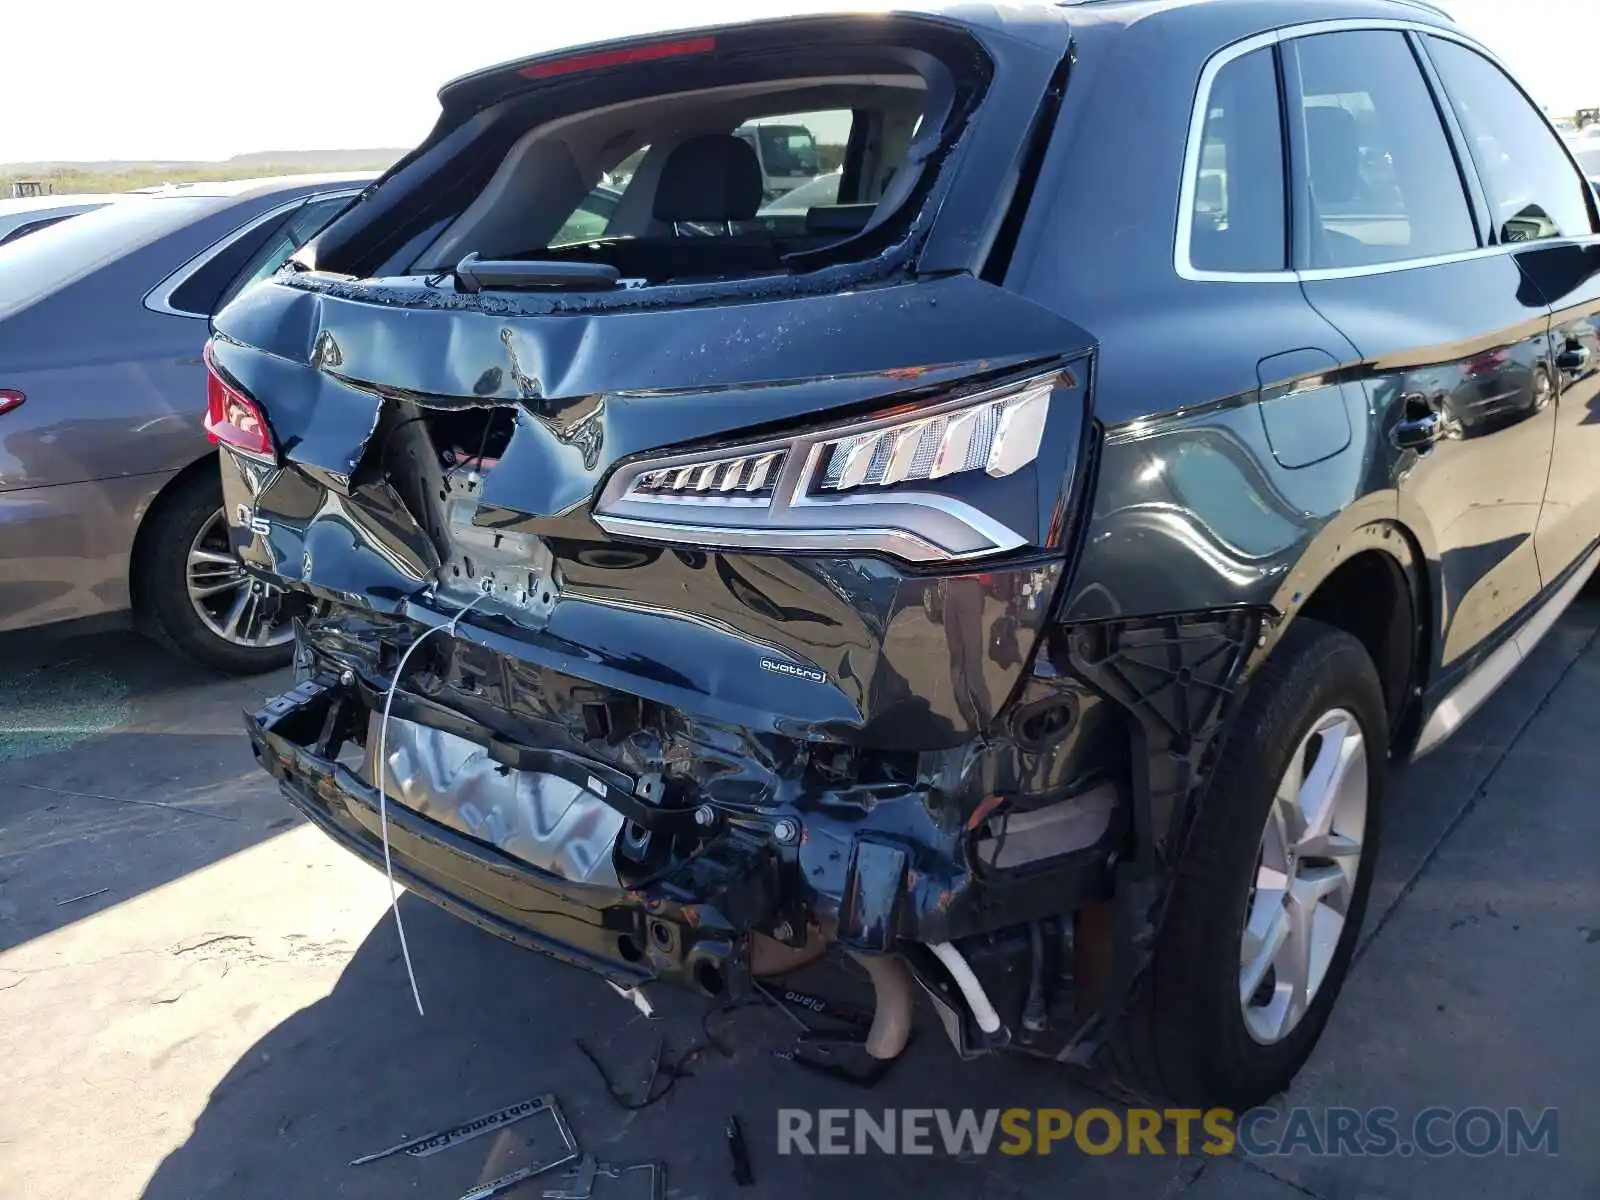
left=115, top=601, right=1600, bottom=1198
left=137, top=894, right=1189, bottom=1200
left=0, top=628, right=291, bottom=949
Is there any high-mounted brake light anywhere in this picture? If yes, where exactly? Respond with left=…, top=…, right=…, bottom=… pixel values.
left=519, top=36, right=716, bottom=80
left=0, top=389, right=24, bottom=416
left=203, top=343, right=273, bottom=459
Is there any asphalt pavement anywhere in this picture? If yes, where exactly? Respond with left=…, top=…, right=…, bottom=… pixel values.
left=1, top=600, right=1596, bottom=1199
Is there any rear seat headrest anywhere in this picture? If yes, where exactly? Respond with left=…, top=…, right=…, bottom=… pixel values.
left=653, top=135, right=764, bottom=224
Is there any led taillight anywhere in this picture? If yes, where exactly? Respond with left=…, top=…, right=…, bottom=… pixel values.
left=203, top=343, right=272, bottom=458
left=0, top=389, right=24, bottom=416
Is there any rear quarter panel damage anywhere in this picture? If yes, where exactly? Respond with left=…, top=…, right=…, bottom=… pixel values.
left=214, top=272, right=1097, bottom=748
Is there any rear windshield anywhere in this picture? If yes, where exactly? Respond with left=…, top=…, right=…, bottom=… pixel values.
left=0, top=196, right=214, bottom=319
left=312, top=24, right=988, bottom=292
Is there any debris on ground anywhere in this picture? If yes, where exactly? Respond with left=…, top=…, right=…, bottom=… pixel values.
left=762, top=983, right=875, bottom=1033
left=757, top=980, right=908, bottom=1088
left=55, top=887, right=109, bottom=906
left=349, top=1094, right=560, bottom=1165
left=451, top=1098, right=581, bottom=1199
left=574, top=1034, right=715, bottom=1112
left=541, top=1154, right=664, bottom=1200
left=606, top=980, right=655, bottom=1018
left=343, top=969, right=894, bottom=1197
left=727, top=1115, right=754, bottom=1186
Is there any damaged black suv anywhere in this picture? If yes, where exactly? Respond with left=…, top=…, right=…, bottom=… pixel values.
left=215, top=0, right=1600, bottom=1106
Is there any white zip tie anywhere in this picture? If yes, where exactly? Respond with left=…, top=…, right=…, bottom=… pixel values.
left=376, top=591, right=487, bottom=1017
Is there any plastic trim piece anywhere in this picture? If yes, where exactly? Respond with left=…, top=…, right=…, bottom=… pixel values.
left=1413, top=544, right=1600, bottom=757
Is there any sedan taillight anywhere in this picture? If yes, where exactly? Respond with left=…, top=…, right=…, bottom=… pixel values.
left=0, top=389, right=24, bottom=416
left=203, top=343, right=273, bottom=458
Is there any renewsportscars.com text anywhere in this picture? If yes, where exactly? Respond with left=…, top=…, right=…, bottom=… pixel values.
left=776, top=1106, right=1559, bottom=1158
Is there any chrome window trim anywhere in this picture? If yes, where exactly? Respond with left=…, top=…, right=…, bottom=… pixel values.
left=1172, top=17, right=1590, bottom=285
left=143, top=188, right=364, bottom=319
left=1174, top=26, right=1288, bottom=283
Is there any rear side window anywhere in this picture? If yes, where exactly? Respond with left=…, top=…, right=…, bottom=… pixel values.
left=551, top=184, right=622, bottom=247
left=216, top=194, right=355, bottom=310
left=1188, top=47, right=1287, bottom=273
left=1286, top=30, right=1477, bottom=269
left=1425, top=37, right=1596, bottom=244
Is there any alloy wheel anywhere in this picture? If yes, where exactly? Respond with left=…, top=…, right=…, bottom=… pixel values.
left=185, top=508, right=294, bottom=649
left=1239, top=707, right=1368, bottom=1045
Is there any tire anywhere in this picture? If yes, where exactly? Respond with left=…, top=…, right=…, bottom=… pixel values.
left=1103, top=618, right=1388, bottom=1108
left=135, top=468, right=296, bottom=675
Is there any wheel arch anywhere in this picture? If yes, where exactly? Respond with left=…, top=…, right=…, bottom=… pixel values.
left=1262, top=518, right=1430, bottom=750
left=127, top=452, right=221, bottom=618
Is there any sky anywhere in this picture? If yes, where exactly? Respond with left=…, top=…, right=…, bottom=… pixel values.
left=2, top=0, right=1593, bottom=164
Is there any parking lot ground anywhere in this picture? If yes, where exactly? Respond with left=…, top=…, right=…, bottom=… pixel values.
left=2, top=602, right=1597, bottom=1200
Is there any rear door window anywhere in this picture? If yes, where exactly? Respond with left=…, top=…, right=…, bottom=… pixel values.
left=1424, top=36, right=1596, bottom=244
left=1187, top=46, right=1288, bottom=273
left=1285, top=30, right=1478, bottom=269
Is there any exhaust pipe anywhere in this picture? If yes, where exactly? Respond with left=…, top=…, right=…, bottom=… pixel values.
left=849, top=950, right=916, bottom=1060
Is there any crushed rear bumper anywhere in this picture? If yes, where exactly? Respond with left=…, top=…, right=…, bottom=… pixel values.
left=246, top=594, right=1264, bottom=1066
left=244, top=606, right=1127, bottom=1004
left=248, top=678, right=753, bottom=996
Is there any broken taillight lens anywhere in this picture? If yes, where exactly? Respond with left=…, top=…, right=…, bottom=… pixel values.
left=203, top=343, right=273, bottom=458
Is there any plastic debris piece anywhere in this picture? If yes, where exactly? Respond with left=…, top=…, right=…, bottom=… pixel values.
left=607, top=979, right=655, bottom=1018
left=727, top=1115, right=754, bottom=1186
left=453, top=1100, right=581, bottom=1200
left=56, top=888, right=110, bottom=906
left=351, top=1094, right=568, bottom=1167
left=575, top=1036, right=706, bottom=1111
left=767, top=984, right=875, bottom=1031
left=541, top=1155, right=664, bottom=1200
left=786, top=1030, right=906, bottom=1088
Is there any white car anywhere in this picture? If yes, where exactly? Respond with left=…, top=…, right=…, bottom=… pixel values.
left=735, top=121, right=825, bottom=199
left=1562, top=137, right=1600, bottom=182
left=757, top=170, right=842, bottom=215
left=0, top=193, right=124, bottom=248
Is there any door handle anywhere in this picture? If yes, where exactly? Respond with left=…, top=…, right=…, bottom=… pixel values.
left=1392, top=410, right=1444, bottom=451
left=1556, top=344, right=1590, bottom=372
